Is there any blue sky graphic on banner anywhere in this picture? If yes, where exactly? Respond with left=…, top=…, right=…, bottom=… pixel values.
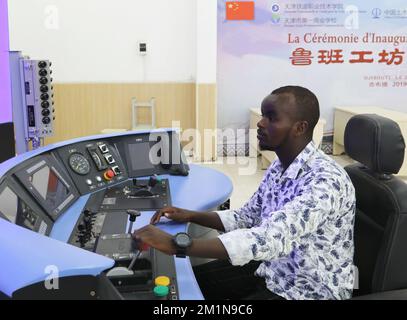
left=217, top=0, right=407, bottom=146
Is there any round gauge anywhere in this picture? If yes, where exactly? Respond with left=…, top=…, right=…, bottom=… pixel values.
left=69, top=153, right=91, bottom=175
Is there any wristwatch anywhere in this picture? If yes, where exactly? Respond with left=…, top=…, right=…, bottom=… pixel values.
left=172, top=232, right=192, bottom=258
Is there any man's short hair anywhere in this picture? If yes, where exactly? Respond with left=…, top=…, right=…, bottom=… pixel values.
left=271, top=86, right=320, bottom=133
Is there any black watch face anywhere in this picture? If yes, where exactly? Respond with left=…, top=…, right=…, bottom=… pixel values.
left=176, top=233, right=191, bottom=248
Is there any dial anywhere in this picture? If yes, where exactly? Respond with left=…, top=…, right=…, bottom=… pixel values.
left=69, top=153, right=91, bottom=175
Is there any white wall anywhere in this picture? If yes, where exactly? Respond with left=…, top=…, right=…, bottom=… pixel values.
left=8, top=0, right=213, bottom=83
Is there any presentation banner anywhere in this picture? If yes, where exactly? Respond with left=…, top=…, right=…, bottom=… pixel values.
left=217, top=0, right=407, bottom=154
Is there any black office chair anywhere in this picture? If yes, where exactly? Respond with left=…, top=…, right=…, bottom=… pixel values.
left=344, top=114, right=407, bottom=299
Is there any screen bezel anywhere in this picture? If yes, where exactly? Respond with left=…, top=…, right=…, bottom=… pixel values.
left=0, top=177, right=53, bottom=235
left=0, top=182, right=18, bottom=223
left=123, top=133, right=166, bottom=178
left=122, top=131, right=189, bottom=178
left=14, top=154, right=79, bottom=221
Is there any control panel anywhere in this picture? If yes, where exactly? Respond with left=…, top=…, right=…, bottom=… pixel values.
left=20, top=59, right=55, bottom=138
left=0, top=130, right=192, bottom=300
left=67, top=176, right=178, bottom=300
left=69, top=208, right=107, bottom=250
left=69, top=206, right=179, bottom=300
left=57, top=141, right=128, bottom=194
left=101, top=176, right=171, bottom=211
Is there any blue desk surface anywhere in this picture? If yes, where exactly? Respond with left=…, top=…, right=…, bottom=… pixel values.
left=0, top=218, right=114, bottom=297
left=0, top=142, right=233, bottom=299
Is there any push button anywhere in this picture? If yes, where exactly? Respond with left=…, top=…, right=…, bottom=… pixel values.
left=155, top=276, right=170, bottom=287
left=103, top=169, right=115, bottom=181
left=153, top=285, right=169, bottom=298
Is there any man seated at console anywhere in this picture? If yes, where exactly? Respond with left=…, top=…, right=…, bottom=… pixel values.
left=133, top=86, right=356, bottom=300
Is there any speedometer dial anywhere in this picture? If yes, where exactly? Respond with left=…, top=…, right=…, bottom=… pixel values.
left=69, top=153, right=91, bottom=175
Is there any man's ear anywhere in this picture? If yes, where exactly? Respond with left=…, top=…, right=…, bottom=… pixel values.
left=295, top=121, right=309, bottom=137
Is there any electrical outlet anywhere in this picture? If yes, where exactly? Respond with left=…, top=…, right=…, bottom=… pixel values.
left=138, top=41, right=147, bottom=55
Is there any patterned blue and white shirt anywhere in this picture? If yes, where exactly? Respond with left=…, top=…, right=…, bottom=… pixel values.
left=217, top=141, right=356, bottom=300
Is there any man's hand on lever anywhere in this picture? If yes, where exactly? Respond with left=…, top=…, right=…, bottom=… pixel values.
left=133, top=225, right=176, bottom=256
left=132, top=224, right=229, bottom=260
left=150, top=206, right=226, bottom=232
left=150, top=206, right=193, bottom=224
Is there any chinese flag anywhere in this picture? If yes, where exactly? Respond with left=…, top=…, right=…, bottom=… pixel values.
left=226, top=1, right=255, bottom=20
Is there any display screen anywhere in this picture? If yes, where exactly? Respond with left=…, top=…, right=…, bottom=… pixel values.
left=29, top=166, right=70, bottom=209
left=128, top=142, right=155, bottom=171
left=0, top=186, right=18, bottom=223
left=0, top=186, right=38, bottom=230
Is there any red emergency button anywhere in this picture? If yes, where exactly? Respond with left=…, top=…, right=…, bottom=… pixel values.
left=103, top=169, right=115, bottom=181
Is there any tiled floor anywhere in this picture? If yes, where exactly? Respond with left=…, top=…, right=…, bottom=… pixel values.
left=196, top=155, right=406, bottom=210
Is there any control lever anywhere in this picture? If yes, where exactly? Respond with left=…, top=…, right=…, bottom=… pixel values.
left=148, top=175, right=159, bottom=188
left=126, top=209, right=141, bottom=234
left=83, top=209, right=94, bottom=226
left=106, top=239, right=150, bottom=277
left=83, top=209, right=92, bottom=217
left=128, top=242, right=150, bottom=270
left=127, top=249, right=142, bottom=271
left=130, top=175, right=161, bottom=198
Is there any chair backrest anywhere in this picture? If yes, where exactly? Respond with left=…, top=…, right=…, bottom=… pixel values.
left=344, top=114, right=407, bottom=296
